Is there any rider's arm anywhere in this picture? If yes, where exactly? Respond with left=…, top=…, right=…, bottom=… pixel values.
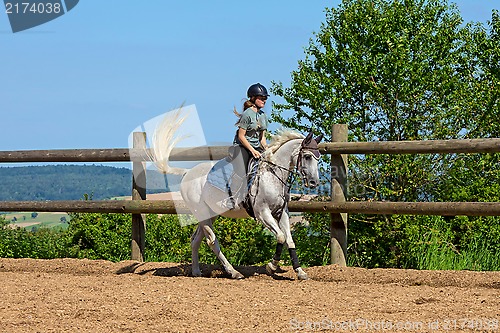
left=238, top=128, right=261, bottom=158
left=259, top=130, right=267, bottom=150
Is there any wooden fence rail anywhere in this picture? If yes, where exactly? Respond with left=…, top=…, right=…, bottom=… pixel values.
left=0, top=147, right=229, bottom=163
left=1, top=200, right=500, bottom=216
left=1, top=137, right=500, bottom=163
left=319, top=137, right=500, bottom=154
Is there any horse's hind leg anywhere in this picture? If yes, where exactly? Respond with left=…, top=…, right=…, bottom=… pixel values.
left=190, top=224, right=204, bottom=277
left=200, top=218, right=244, bottom=279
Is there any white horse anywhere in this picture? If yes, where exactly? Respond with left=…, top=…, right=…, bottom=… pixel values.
left=149, top=110, right=322, bottom=280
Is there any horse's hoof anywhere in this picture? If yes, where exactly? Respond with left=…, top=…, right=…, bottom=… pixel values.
left=295, top=267, right=309, bottom=280
left=192, top=269, right=202, bottom=277
left=266, top=262, right=278, bottom=275
left=231, top=271, right=245, bottom=279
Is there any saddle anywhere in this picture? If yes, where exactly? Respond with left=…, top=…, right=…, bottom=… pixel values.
left=206, top=156, right=259, bottom=216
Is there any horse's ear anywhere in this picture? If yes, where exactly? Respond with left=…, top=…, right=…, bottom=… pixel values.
left=314, top=134, right=324, bottom=144
left=304, top=132, right=313, bottom=145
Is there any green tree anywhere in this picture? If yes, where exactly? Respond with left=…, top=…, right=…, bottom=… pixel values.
left=430, top=11, right=500, bottom=266
left=272, top=0, right=475, bottom=203
left=464, top=10, right=500, bottom=139
left=271, top=0, right=500, bottom=268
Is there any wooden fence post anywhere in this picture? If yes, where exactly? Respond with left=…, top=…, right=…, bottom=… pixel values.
left=131, top=132, right=147, bottom=262
left=330, top=124, right=348, bottom=266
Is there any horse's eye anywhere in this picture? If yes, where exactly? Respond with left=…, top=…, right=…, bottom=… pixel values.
left=304, top=155, right=312, bottom=160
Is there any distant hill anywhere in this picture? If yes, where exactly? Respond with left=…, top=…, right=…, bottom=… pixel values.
left=0, top=165, right=181, bottom=201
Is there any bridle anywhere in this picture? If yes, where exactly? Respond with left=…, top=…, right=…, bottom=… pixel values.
left=259, top=135, right=322, bottom=185
left=296, top=139, right=321, bottom=183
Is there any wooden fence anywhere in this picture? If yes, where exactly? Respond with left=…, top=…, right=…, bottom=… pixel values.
left=1, top=127, right=500, bottom=265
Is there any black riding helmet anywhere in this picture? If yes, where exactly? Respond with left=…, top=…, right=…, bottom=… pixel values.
left=247, top=83, right=269, bottom=98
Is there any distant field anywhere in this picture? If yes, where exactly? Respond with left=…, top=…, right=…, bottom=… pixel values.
left=2, top=212, right=70, bottom=230
left=1, top=195, right=130, bottom=229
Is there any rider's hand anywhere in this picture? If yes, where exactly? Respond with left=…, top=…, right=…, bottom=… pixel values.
left=251, top=149, right=261, bottom=159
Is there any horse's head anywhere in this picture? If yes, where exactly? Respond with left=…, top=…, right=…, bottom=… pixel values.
left=297, top=132, right=323, bottom=188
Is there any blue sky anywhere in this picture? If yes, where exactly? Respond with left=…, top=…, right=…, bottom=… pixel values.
left=1, top=1, right=497, bottom=157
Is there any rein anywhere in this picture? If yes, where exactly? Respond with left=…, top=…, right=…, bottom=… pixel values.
left=247, top=159, right=294, bottom=222
left=261, top=159, right=299, bottom=187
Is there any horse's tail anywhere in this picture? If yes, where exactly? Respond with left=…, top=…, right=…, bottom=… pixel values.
left=148, top=108, right=190, bottom=176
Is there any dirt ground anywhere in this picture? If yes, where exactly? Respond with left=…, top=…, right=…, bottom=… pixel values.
left=0, top=258, right=498, bottom=333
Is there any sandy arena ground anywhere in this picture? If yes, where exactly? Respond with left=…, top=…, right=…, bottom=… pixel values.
left=0, top=258, right=498, bottom=332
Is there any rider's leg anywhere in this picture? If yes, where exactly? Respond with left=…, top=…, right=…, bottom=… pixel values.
left=231, top=145, right=250, bottom=204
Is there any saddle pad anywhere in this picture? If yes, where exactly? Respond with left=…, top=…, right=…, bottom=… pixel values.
left=206, top=158, right=234, bottom=192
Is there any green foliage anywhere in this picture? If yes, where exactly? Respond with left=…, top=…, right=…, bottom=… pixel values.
left=270, top=0, right=500, bottom=270
left=1, top=212, right=277, bottom=266
left=0, top=217, right=69, bottom=259
left=2, top=208, right=498, bottom=270
left=290, top=211, right=500, bottom=270
left=0, top=165, right=132, bottom=200
left=209, top=217, right=275, bottom=265
left=401, top=216, right=500, bottom=270
left=272, top=0, right=471, bottom=141
left=436, top=153, right=500, bottom=202
left=65, top=212, right=132, bottom=261
left=144, top=214, right=197, bottom=263
left=464, top=9, right=500, bottom=138
left=347, top=215, right=401, bottom=268
left=271, top=0, right=482, bottom=202
left=291, top=212, right=331, bottom=266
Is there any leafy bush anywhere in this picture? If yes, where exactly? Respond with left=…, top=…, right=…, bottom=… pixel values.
left=62, top=213, right=276, bottom=265
left=210, top=217, right=275, bottom=266
left=65, top=212, right=132, bottom=262
left=1, top=211, right=499, bottom=271
left=298, top=211, right=500, bottom=271
left=290, top=212, right=331, bottom=266
left=144, top=214, right=197, bottom=263
left=0, top=217, right=69, bottom=259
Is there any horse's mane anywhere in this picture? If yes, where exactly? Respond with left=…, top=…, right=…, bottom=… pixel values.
left=263, top=129, right=304, bottom=162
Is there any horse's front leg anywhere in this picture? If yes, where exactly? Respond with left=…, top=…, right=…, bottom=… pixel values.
left=255, top=207, right=286, bottom=244
left=266, top=242, right=284, bottom=275
left=270, top=210, right=308, bottom=280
